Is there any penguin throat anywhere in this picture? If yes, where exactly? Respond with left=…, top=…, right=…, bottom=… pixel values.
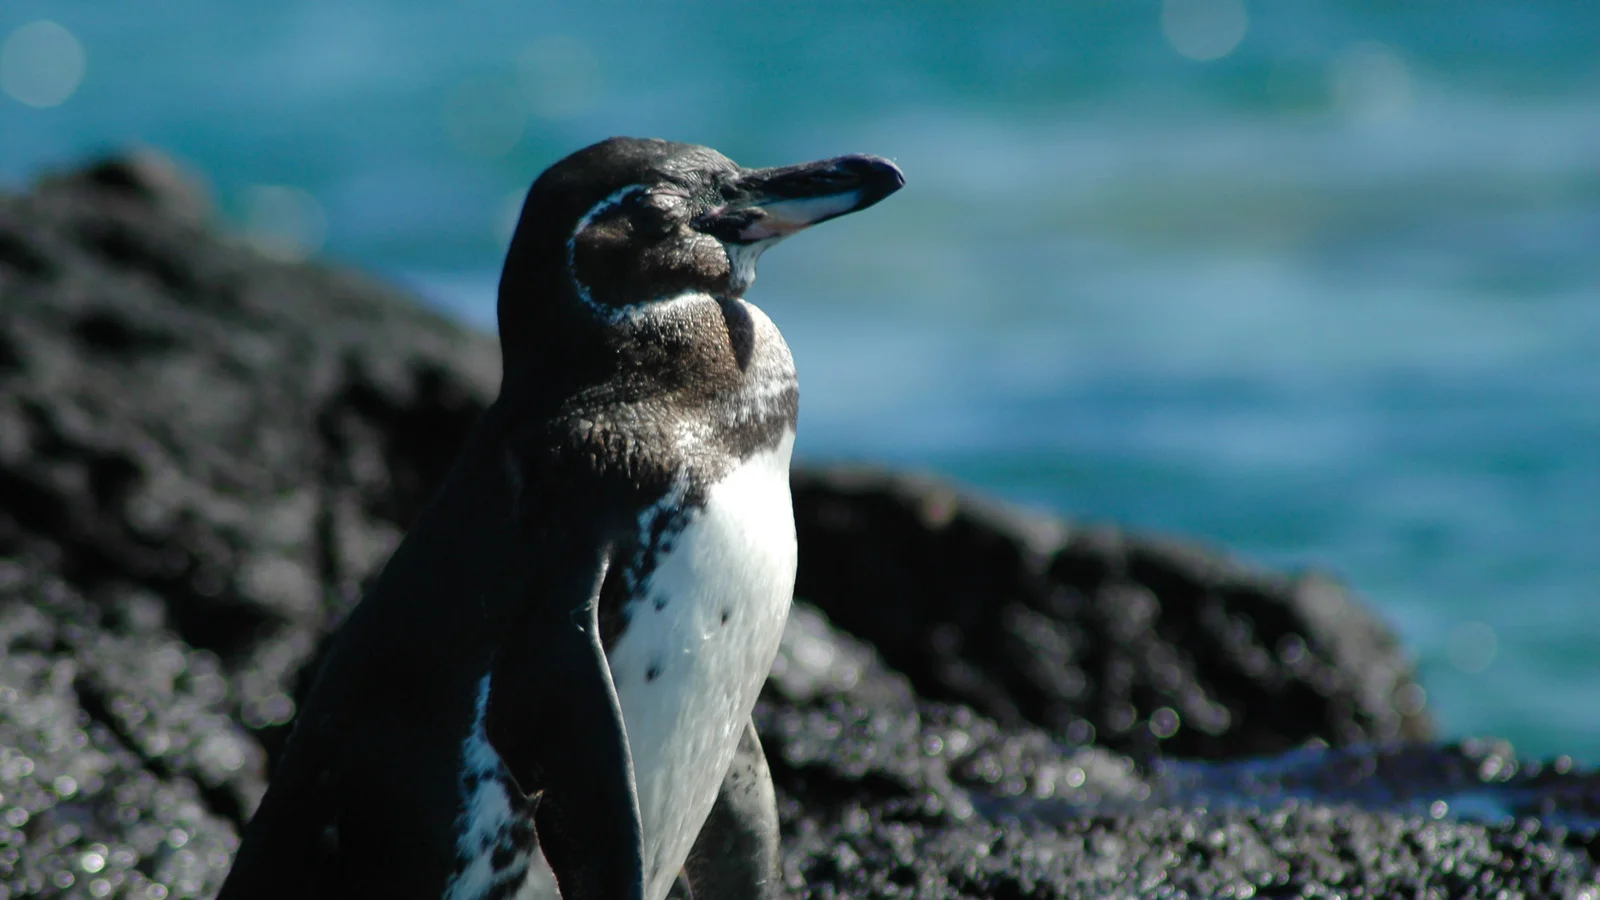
left=723, top=238, right=777, bottom=297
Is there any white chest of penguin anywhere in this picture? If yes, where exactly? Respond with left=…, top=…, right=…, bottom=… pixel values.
left=499, top=431, right=798, bottom=900
left=614, top=426, right=797, bottom=899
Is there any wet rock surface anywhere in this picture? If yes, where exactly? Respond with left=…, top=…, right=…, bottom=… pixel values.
left=2, top=154, right=1597, bottom=898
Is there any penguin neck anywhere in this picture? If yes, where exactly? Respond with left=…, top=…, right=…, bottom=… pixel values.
left=497, top=284, right=747, bottom=401
left=493, top=282, right=796, bottom=496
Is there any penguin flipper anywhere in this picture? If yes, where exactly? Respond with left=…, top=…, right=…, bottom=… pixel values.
left=484, top=546, right=645, bottom=900
left=683, top=718, right=785, bottom=900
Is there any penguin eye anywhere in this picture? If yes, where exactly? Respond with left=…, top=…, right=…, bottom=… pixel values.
left=633, top=191, right=689, bottom=234
left=640, top=191, right=687, bottom=216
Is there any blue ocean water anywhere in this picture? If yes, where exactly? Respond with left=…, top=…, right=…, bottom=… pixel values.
left=3, top=2, right=1596, bottom=760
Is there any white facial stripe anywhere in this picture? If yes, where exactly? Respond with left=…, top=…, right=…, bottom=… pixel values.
left=737, top=191, right=863, bottom=241
left=571, top=184, right=649, bottom=238
left=567, top=183, right=649, bottom=316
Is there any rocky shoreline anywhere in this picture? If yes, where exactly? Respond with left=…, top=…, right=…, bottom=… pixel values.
left=1, top=154, right=1596, bottom=898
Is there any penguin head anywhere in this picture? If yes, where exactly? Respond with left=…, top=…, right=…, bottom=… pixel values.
left=499, top=137, right=903, bottom=343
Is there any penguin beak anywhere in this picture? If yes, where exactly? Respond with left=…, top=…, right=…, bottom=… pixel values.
left=694, top=154, right=905, bottom=244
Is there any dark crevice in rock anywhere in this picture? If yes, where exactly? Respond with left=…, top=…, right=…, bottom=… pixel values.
left=72, top=308, right=179, bottom=360
left=0, top=230, right=53, bottom=279
left=157, top=575, right=282, bottom=665
left=0, top=325, right=22, bottom=376
left=75, top=220, right=197, bottom=294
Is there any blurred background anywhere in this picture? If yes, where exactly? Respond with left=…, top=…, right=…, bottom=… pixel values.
left=2, top=1, right=1596, bottom=761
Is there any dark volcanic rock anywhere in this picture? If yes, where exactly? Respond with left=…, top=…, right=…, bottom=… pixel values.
left=759, top=608, right=1600, bottom=899
left=2, top=151, right=497, bottom=897
left=3, top=152, right=1597, bottom=899
left=793, top=468, right=1432, bottom=759
left=0, top=560, right=242, bottom=899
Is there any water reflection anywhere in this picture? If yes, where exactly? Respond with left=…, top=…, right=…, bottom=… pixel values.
left=972, top=740, right=1600, bottom=832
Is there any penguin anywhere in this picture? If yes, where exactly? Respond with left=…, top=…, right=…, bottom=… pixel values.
left=218, top=137, right=904, bottom=900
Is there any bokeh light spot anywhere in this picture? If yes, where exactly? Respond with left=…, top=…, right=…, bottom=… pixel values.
left=1330, top=41, right=1413, bottom=123
left=0, top=20, right=87, bottom=108
left=1149, top=706, right=1181, bottom=739
left=517, top=36, right=601, bottom=119
left=1447, top=621, right=1498, bottom=674
left=1161, top=0, right=1249, bottom=62
left=1394, top=683, right=1427, bottom=716
left=241, top=185, right=327, bottom=262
